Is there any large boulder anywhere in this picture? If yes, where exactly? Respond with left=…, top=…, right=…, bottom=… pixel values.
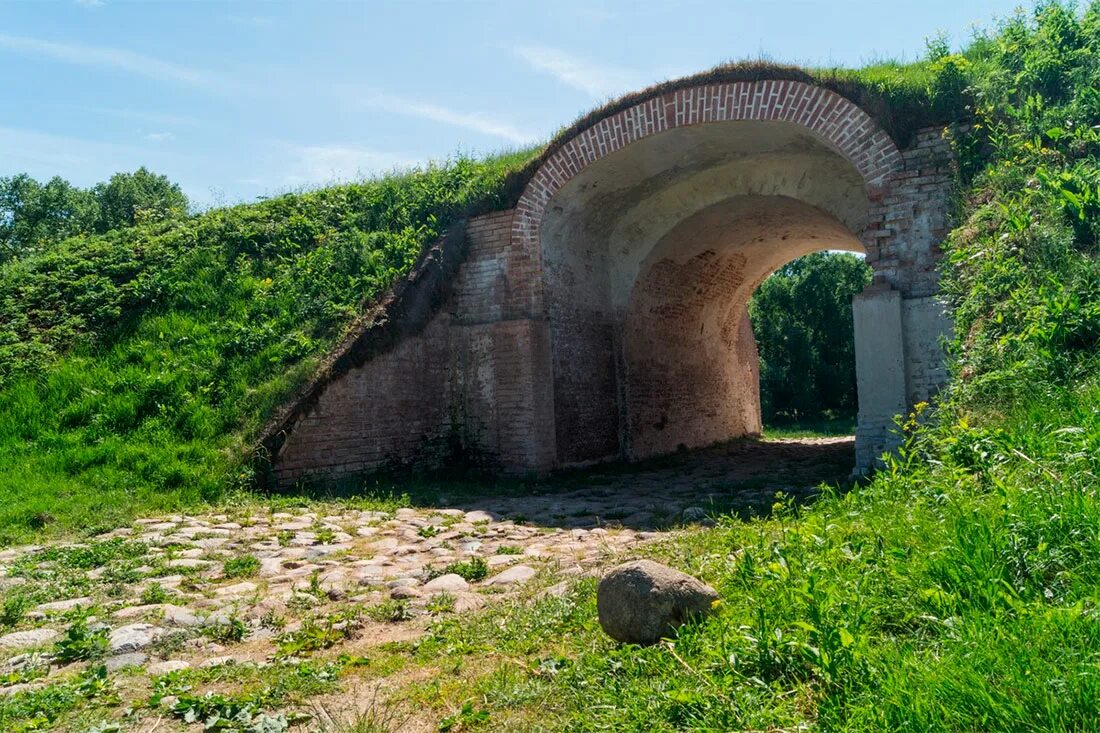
left=596, top=560, right=718, bottom=644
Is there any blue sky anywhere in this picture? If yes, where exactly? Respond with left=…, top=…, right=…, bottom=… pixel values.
left=1, top=0, right=1022, bottom=208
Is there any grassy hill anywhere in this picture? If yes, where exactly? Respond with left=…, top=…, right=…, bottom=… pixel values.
left=0, top=1, right=1097, bottom=730
left=0, top=63, right=954, bottom=544
left=0, top=154, right=530, bottom=543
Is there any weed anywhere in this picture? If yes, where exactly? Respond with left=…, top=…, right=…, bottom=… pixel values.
left=0, top=593, right=29, bottom=627
left=140, top=582, right=169, bottom=605
left=52, top=618, right=109, bottom=663
left=276, top=618, right=352, bottom=658
left=203, top=614, right=249, bottom=644
left=426, top=593, right=456, bottom=615
left=367, top=599, right=413, bottom=623
left=222, top=554, right=261, bottom=579
left=430, top=558, right=488, bottom=583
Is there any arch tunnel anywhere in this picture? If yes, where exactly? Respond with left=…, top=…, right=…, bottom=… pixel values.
left=539, top=120, right=870, bottom=464
left=269, top=79, right=956, bottom=486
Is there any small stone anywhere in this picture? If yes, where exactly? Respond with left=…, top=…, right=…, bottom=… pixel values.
left=35, top=597, right=93, bottom=613
left=386, top=577, right=419, bottom=589
left=0, top=628, right=59, bottom=650
left=464, top=511, right=496, bottom=523
left=105, top=652, right=147, bottom=671
left=596, top=560, right=718, bottom=645
left=452, top=593, right=485, bottom=613
left=681, top=507, right=708, bottom=523
left=109, top=623, right=163, bottom=654
left=422, top=574, right=469, bottom=593
left=215, top=582, right=257, bottom=597
left=390, top=586, right=421, bottom=600
left=0, top=682, right=45, bottom=696
left=485, top=565, right=537, bottom=586
left=148, top=660, right=191, bottom=675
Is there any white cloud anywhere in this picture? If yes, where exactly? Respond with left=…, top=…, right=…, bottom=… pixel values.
left=513, top=44, right=641, bottom=99
left=145, top=132, right=175, bottom=143
left=283, top=143, right=419, bottom=185
left=0, top=33, right=226, bottom=93
left=360, top=91, right=537, bottom=145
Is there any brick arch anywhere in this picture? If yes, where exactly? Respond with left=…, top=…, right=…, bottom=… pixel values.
left=511, top=79, right=904, bottom=269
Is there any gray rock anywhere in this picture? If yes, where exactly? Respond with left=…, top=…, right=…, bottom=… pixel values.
left=105, top=652, right=147, bottom=671
left=214, top=581, right=257, bottom=597
left=422, top=574, right=470, bottom=593
left=35, top=597, right=93, bottom=613
left=389, top=585, right=421, bottom=600
left=681, top=507, right=708, bottom=523
left=0, top=628, right=59, bottom=650
left=148, top=659, right=191, bottom=675
left=485, top=565, right=537, bottom=586
left=109, top=623, right=163, bottom=654
left=596, top=560, right=718, bottom=645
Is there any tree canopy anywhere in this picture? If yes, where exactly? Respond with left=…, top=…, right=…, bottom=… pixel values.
left=0, top=167, right=188, bottom=263
left=748, top=251, right=872, bottom=426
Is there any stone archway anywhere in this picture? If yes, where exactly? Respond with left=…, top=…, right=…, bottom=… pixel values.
left=270, top=77, right=954, bottom=486
left=514, top=80, right=951, bottom=470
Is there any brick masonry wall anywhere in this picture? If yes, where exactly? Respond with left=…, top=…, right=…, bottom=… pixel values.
left=861, top=128, right=955, bottom=298
left=273, top=210, right=555, bottom=485
left=274, top=80, right=955, bottom=482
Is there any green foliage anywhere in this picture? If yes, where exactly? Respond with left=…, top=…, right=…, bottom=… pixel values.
left=203, top=614, right=249, bottom=644
left=223, top=554, right=261, bottom=579
left=275, top=616, right=354, bottom=657
left=431, top=557, right=488, bottom=582
left=140, top=582, right=168, bottom=605
left=149, top=660, right=340, bottom=732
left=943, top=0, right=1100, bottom=405
left=53, top=617, right=110, bottom=663
left=0, top=152, right=530, bottom=544
left=92, top=167, right=188, bottom=234
left=366, top=599, right=414, bottom=623
left=749, top=252, right=872, bottom=425
left=0, top=174, right=98, bottom=263
left=0, top=167, right=188, bottom=264
left=0, top=665, right=116, bottom=732
left=0, top=593, right=29, bottom=627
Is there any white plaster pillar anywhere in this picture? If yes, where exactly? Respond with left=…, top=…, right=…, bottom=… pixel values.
left=853, top=283, right=908, bottom=473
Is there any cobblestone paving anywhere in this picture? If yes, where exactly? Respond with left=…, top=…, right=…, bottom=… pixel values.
left=0, top=437, right=852, bottom=711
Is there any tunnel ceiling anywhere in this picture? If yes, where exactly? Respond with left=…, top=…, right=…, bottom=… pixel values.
left=539, top=119, right=872, bottom=313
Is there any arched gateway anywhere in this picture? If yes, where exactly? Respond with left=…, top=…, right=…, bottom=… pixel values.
left=269, top=78, right=954, bottom=484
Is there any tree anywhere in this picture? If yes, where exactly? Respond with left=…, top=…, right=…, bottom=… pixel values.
left=0, top=174, right=98, bottom=262
left=92, top=167, right=189, bottom=232
left=748, top=251, right=872, bottom=426
left=0, top=168, right=189, bottom=264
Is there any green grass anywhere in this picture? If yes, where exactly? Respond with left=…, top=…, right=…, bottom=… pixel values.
left=0, top=152, right=533, bottom=545
left=761, top=416, right=856, bottom=439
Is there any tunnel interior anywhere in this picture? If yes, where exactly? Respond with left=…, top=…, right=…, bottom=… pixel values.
left=539, top=120, right=870, bottom=465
